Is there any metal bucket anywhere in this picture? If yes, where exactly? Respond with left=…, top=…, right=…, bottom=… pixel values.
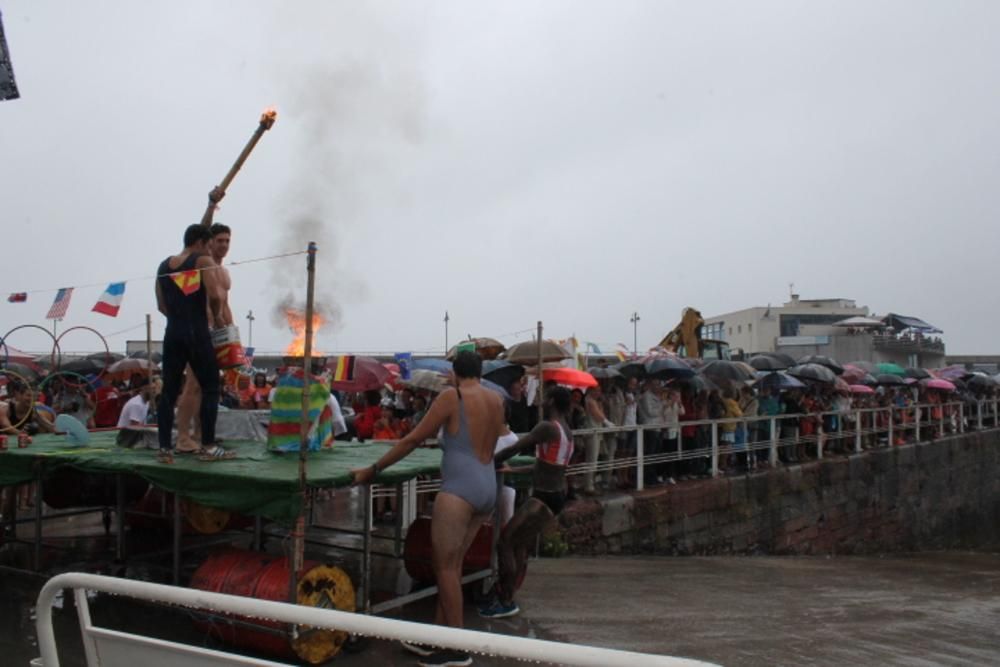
left=190, top=549, right=355, bottom=664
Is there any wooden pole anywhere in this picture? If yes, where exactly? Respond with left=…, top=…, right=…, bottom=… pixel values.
left=199, top=109, right=277, bottom=227
left=537, top=321, right=544, bottom=422
left=290, top=241, right=317, bottom=604
left=145, top=314, right=153, bottom=383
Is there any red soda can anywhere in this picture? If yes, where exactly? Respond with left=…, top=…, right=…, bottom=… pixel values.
left=0, top=435, right=7, bottom=450
left=17, top=433, right=31, bottom=448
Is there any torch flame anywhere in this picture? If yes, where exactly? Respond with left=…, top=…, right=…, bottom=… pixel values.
left=284, top=307, right=324, bottom=356
left=260, top=107, right=278, bottom=129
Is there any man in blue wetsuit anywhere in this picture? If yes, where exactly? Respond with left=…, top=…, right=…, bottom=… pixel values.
left=154, top=224, right=231, bottom=463
left=351, top=351, right=504, bottom=667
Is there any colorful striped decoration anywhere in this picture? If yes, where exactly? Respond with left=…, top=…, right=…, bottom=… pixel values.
left=331, top=355, right=356, bottom=382
left=267, top=369, right=334, bottom=452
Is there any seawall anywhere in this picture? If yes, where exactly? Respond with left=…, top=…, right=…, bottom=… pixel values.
left=556, top=430, right=1000, bottom=555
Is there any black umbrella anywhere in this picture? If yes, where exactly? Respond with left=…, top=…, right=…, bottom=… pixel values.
left=755, top=371, right=807, bottom=391
left=482, top=360, right=525, bottom=390
left=967, top=374, right=997, bottom=390
left=749, top=355, right=791, bottom=371
left=764, top=352, right=798, bottom=367
left=876, top=373, right=907, bottom=386
left=60, top=358, right=104, bottom=375
left=1, top=362, right=39, bottom=383
left=588, top=366, right=623, bottom=380
left=679, top=374, right=717, bottom=392
left=87, top=351, right=124, bottom=364
left=798, top=355, right=844, bottom=375
left=904, top=367, right=931, bottom=380
left=612, top=360, right=646, bottom=380
left=644, top=356, right=695, bottom=380
left=787, top=363, right=837, bottom=384
left=858, top=373, right=879, bottom=387
left=699, top=360, right=756, bottom=383
left=129, top=350, right=163, bottom=363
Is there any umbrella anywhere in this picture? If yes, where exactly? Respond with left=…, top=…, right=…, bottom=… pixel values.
left=749, top=355, right=792, bottom=371
left=107, top=358, right=158, bottom=375
left=876, top=374, right=907, bottom=386
left=678, top=374, right=717, bottom=392
left=503, top=340, right=572, bottom=365
left=876, top=362, right=906, bottom=377
left=754, top=371, right=806, bottom=391
left=588, top=366, right=622, bottom=380
left=847, top=361, right=877, bottom=373
left=403, top=369, right=451, bottom=393
left=832, top=316, right=887, bottom=328
left=797, top=355, right=844, bottom=375
left=482, top=360, right=525, bottom=389
left=849, top=384, right=875, bottom=395
left=412, top=358, right=452, bottom=374
left=699, top=360, right=756, bottom=383
left=481, top=379, right=511, bottom=400
left=60, top=357, right=105, bottom=375
left=87, top=351, right=125, bottom=363
left=923, top=378, right=956, bottom=392
left=966, top=374, right=997, bottom=390
left=541, top=367, right=598, bottom=389
left=446, top=337, right=507, bottom=361
left=0, top=362, right=39, bottom=383
left=834, top=377, right=851, bottom=393
left=612, top=360, right=646, bottom=380
left=643, top=356, right=695, bottom=380
left=904, top=368, right=931, bottom=380
left=761, top=352, right=798, bottom=367
left=931, top=365, right=966, bottom=381
left=787, top=363, right=837, bottom=384
left=328, top=356, right=391, bottom=392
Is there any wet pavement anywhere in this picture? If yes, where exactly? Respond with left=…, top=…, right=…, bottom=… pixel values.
left=3, top=491, right=1000, bottom=665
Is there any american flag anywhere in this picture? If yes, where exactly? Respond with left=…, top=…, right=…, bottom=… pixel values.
left=46, top=287, right=74, bottom=320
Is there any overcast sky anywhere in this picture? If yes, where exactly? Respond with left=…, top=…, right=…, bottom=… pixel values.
left=2, top=1, right=999, bottom=357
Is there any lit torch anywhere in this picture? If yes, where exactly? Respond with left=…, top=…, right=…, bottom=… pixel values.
left=199, top=107, right=278, bottom=227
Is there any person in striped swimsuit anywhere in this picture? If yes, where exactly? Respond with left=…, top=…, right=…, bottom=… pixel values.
left=480, top=386, right=574, bottom=619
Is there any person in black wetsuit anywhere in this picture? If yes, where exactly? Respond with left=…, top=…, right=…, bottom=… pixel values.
left=154, top=224, right=229, bottom=463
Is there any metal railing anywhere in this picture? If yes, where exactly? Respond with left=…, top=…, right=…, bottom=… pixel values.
left=35, top=572, right=715, bottom=667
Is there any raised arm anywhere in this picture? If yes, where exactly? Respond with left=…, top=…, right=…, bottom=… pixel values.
left=495, top=420, right=558, bottom=465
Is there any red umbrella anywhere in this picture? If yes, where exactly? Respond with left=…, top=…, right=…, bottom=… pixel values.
left=542, top=367, right=598, bottom=389
left=382, top=362, right=402, bottom=390
left=849, top=384, right=874, bottom=394
left=328, top=356, right=391, bottom=392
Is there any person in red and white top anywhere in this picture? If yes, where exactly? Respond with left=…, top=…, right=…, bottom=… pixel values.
left=482, top=385, right=574, bottom=619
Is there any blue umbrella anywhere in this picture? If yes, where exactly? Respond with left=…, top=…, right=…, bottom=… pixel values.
left=481, top=379, right=511, bottom=401
left=412, top=358, right=452, bottom=374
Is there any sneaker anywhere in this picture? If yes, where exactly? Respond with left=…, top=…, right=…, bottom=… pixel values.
left=418, top=649, right=472, bottom=667
left=401, top=640, right=435, bottom=657
left=478, top=598, right=520, bottom=619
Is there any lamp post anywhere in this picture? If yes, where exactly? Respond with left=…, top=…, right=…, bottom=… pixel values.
left=630, top=311, right=640, bottom=358
left=444, top=311, right=450, bottom=354
left=246, top=310, right=255, bottom=348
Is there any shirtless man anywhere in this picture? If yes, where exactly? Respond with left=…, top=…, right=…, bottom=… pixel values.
left=175, top=222, right=233, bottom=452
left=351, top=351, right=503, bottom=667
left=0, top=382, right=55, bottom=435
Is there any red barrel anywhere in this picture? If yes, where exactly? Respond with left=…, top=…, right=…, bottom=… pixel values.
left=403, top=516, right=494, bottom=583
left=190, top=549, right=355, bottom=664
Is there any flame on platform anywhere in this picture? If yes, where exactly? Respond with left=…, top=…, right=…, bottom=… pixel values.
left=285, top=307, right=324, bottom=356
left=261, top=107, right=278, bottom=128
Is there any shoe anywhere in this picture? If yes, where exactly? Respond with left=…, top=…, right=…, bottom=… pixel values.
left=418, top=649, right=472, bottom=666
left=478, top=598, right=520, bottom=619
left=401, top=640, right=435, bottom=657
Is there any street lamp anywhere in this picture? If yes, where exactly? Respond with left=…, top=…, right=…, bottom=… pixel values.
left=444, top=311, right=450, bottom=354
left=246, top=310, right=255, bottom=348
left=630, top=311, right=640, bottom=357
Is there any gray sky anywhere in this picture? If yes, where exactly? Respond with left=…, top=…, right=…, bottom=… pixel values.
left=2, top=1, right=999, bottom=357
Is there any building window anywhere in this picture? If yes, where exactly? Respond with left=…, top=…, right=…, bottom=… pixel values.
left=738, top=325, right=742, bottom=334
left=748, top=323, right=752, bottom=332
left=728, top=327, right=732, bottom=336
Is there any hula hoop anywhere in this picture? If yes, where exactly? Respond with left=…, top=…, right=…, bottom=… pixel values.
left=0, top=324, right=61, bottom=373
left=53, top=326, right=111, bottom=388
left=38, top=370, right=99, bottom=393
left=0, top=368, right=38, bottom=431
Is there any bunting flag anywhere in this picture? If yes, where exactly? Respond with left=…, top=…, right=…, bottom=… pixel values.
left=7, top=292, right=26, bottom=303
left=46, top=288, right=74, bottom=320
left=91, top=282, right=126, bottom=317
left=170, top=270, right=201, bottom=296
left=331, top=355, right=356, bottom=382
left=614, top=343, right=630, bottom=362
left=243, top=346, right=255, bottom=368
left=585, top=342, right=602, bottom=354
left=394, top=352, right=412, bottom=380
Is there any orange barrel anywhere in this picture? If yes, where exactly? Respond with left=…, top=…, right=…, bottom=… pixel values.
left=42, top=468, right=149, bottom=510
left=212, top=324, right=246, bottom=369
left=403, top=516, right=493, bottom=583
left=190, top=549, right=355, bottom=664
left=128, top=487, right=247, bottom=535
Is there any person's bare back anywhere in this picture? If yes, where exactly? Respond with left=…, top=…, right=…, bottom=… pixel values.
left=439, top=383, right=504, bottom=464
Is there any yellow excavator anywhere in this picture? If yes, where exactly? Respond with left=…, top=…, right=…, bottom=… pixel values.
left=657, top=307, right=731, bottom=360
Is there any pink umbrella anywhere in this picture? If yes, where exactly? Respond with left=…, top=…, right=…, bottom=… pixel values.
left=924, top=378, right=956, bottom=392
left=849, top=384, right=875, bottom=394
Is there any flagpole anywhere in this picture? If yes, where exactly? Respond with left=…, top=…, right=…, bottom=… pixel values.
left=290, top=241, right=317, bottom=605
left=145, top=314, right=153, bottom=384
left=536, top=321, right=544, bottom=423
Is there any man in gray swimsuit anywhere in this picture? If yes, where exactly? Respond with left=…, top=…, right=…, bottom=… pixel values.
left=352, top=351, right=503, bottom=667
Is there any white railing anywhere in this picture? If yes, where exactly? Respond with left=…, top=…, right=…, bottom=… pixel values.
left=35, top=572, right=716, bottom=667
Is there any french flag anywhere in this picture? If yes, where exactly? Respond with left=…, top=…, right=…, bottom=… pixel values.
left=92, top=282, right=126, bottom=317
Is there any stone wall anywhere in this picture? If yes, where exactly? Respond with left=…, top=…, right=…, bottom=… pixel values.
left=555, top=430, right=1000, bottom=556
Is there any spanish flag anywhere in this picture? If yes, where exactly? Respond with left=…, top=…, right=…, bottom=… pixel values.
left=331, top=355, right=355, bottom=382
left=170, top=270, right=201, bottom=296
